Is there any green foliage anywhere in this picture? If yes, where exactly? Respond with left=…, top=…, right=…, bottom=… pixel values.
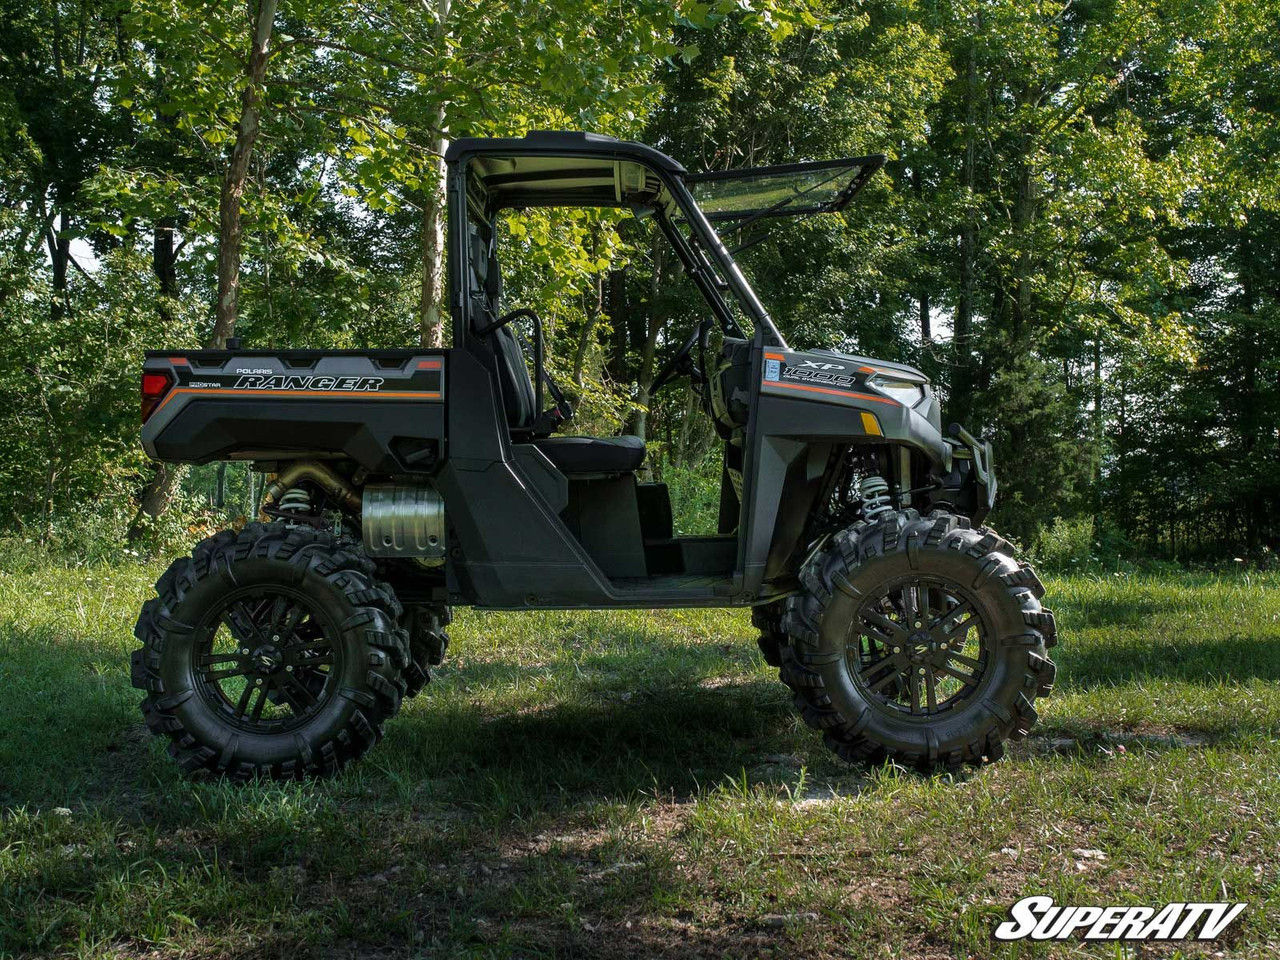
left=657, top=455, right=724, bottom=536
left=2, top=0, right=1279, bottom=563
left=1028, top=515, right=1096, bottom=571
left=0, top=245, right=198, bottom=537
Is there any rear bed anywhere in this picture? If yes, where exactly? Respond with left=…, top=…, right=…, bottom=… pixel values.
left=140, top=349, right=447, bottom=473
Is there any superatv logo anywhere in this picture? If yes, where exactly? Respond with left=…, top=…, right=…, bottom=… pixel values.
left=232, top=375, right=385, bottom=391
left=994, top=896, right=1246, bottom=942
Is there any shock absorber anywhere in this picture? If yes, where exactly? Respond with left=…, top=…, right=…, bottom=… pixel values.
left=276, top=487, right=313, bottom=516
left=859, top=475, right=893, bottom=522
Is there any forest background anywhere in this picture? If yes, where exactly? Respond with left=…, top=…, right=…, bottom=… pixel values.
left=2, top=0, right=1277, bottom=569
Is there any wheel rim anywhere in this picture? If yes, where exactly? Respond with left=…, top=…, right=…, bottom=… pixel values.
left=846, top=576, right=991, bottom=719
left=193, top=587, right=341, bottom=732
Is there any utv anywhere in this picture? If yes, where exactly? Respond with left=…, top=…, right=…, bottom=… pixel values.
left=132, top=131, right=1055, bottom=781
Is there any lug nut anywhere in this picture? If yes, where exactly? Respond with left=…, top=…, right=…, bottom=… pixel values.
left=939, top=642, right=948, bottom=650
left=241, top=648, right=249, bottom=655
left=893, top=646, right=901, bottom=654
left=285, top=665, right=293, bottom=672
left=918, top=667, right=926, bottom=675
left=272, top=635, right=280, bottom=642
left=914, top=620, right=923, bottom=628
left=255, top=678, right=264, bottom=686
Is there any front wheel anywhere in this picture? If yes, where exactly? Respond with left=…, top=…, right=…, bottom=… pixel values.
left=780, top=511, right=1056, bottom=774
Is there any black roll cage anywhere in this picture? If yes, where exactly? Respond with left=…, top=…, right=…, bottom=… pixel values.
left=445, top=140, right=790, bottom=351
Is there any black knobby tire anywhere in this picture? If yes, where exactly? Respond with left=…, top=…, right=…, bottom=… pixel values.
left=402, top=604, right=450, bottom=698
left=780, top=510, right=1056, bottom=773
left=131, top=523, right=410, bottom=780
left=752, top=604, right=785, bottom=668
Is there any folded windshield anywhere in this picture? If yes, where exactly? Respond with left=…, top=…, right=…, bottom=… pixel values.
left=684, top=155, right=885, bottom=222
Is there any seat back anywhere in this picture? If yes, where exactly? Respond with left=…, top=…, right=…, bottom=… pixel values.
left=469, top=225, right=536, bottom=431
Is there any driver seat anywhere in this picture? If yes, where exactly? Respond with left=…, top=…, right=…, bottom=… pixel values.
left=476, top=234, right=646, bottom=476
left=494, top=328, right=646, bottom=474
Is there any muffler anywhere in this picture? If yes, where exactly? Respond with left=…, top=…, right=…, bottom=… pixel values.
left=361, top=482, right=446, bottom=565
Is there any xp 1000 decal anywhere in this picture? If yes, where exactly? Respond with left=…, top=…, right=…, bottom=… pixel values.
left=760, top=350, right=900, bottom=405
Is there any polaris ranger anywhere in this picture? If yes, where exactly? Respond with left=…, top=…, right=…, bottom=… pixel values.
left=132, top=131, right=1056, bottom=781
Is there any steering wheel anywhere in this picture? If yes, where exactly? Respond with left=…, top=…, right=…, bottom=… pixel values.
left=650, top=320, right=711, bottom=394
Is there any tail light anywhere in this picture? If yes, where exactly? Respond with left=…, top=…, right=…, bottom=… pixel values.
left=141, top=371, right=173, bottom=422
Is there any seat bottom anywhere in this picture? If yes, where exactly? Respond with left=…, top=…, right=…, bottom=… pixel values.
left=529, top=435, right=646, bottom=474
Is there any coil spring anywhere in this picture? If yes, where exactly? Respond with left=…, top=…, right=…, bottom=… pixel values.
left=859, top=475, right=893, bottom=522
left=276, top=487, right=313, bottom=514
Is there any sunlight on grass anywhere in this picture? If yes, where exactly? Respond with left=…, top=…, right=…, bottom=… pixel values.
left=1, top=561, right=1277, bottom=957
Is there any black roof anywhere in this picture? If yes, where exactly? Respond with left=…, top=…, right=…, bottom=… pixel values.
left=444, top=131, right=687, bottom=175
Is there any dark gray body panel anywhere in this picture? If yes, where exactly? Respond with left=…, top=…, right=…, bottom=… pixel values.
left=141, top=351, right=446, bottom=474
left=436, top=349, right=740, bottom=608
left=138, top=338, right=962, bottom=609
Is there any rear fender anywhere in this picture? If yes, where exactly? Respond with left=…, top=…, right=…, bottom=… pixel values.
left=139, top=350, right=447, bottom=473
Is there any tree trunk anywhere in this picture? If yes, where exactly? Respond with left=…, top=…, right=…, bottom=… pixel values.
left=572, top=237, right=604, bottom=386
left=43, top=460, right=57, bottom=545
left=953, top=32, right=978, bottom=421
left=153, top=217, right=178, bottom=323
left=127, top=462, right=187, bottom=543
left=627, top=236, right=665, bottom=441
left=1011, top=137, right=1035, bottom=343
left=629, top=316, right=663, bottom=443
left=1092, top=335, right=1103, bottom=518
left=126, top=218, right=186, bottom=544
left=606, top=269, right=628, bottom=382
left=126, top=206, right=185, bottom=542
left=910, top=165, right=930, bottom=346
left=418, top=0, right=452, bottom=349
left=49, top=209, right=71, bottom=323
left=419, top=133, right=448, bottom=348
left=211, top=0, right=279, bottom=348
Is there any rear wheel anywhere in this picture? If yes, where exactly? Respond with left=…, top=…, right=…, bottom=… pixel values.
left=402, top=603, right=450, bottom=698
left=131, top=523, right=410, bottom=780
left=780, top=510, right=1056, bottom=773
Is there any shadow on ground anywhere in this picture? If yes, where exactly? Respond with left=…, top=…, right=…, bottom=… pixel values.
left=1056, top=630, right=1280, bottom=690
left=2, top=605, right=1276, bottom=958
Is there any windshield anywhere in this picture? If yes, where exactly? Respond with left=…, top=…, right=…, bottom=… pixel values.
left=685, top=156, right=884, bottom=222
left=660, top=192, right=791, bottom=347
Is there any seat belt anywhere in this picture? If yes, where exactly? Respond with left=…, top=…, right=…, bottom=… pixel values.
left=511, top=325, right=574, bottom=430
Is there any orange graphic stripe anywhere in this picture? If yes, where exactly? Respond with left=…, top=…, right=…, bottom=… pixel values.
left=763, top=351, right=785, bottom=360
left=764, top=381, right=899, bottom=405
left=154, top=387, right=442, bottom=416
left=417, top=359, right=443, bottom=369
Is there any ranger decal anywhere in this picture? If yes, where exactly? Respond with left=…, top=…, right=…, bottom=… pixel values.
left=232, top=375, right=386, bottom=391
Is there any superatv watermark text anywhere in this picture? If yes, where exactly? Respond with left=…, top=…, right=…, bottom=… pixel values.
left=232, top=375, right=385, bottom=391
left=994, top=895, right=1246, bottom=942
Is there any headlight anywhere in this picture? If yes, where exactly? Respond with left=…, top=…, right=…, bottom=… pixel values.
left=869, top=375, right=925, bottom=406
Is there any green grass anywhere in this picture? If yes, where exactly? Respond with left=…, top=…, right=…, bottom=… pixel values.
left=2, top=562, right=1278, bottom=958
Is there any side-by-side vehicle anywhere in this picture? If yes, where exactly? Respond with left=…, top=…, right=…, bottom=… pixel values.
left=132, top=131, right=1055, bottom=780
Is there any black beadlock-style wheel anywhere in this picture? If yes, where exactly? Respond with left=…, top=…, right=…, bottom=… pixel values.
left=131, top=523, right=410, bottom=780
left=777, top=510, right=1056, bottom=773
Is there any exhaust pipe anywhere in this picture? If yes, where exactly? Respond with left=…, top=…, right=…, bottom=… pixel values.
left=263, top=460, right=362, bottom=513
